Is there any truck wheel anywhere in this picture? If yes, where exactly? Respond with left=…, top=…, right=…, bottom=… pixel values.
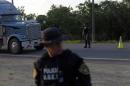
left=34, top=44, right=44, bottom=50
left=8, top=38, right=22, bottom=54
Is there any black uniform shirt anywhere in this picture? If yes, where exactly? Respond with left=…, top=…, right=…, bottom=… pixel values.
left=82, top=28, right=91, bottom=40
left=34, top=49, right=92, bottom=86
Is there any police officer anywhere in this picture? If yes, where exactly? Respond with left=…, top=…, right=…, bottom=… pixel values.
left=82, top=25, right=91, bottom=48
left=33, top=27, right=92, bottom=86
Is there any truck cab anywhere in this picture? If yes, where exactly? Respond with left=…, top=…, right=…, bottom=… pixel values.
left=0, top=0, right=43, bottom=54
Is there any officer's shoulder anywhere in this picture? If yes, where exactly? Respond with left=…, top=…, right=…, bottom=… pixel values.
left=69, top=50, right=82, bottom=59
left=34, top=52, right=49, bottom=68
left=64, top=49, right=83, bottom=63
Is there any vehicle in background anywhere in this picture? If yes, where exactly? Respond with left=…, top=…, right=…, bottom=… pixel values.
left=0, top=0, right=44, bottom=54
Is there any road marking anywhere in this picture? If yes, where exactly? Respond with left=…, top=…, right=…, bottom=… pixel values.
left=1, top=54, right=130, bottom=61
left=0, top=54, right=41, bottom=58
left=83, top=57, right=130, bottom=61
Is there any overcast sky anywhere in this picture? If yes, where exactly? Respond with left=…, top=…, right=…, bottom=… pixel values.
left=6, top=0, right=122, bottom=15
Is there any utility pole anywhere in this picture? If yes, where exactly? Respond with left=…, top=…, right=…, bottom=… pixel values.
left=88, top=0, right=91, bottom=3
left=11, top=0, right=14, bottom=5
left=92, top=0, right=95, bottom=42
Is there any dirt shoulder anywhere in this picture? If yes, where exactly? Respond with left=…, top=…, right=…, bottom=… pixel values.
left=0, top=56, right=130, bottom=86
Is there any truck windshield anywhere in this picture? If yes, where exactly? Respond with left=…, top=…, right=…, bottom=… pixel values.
left=0, top=15, right=23, bottom=22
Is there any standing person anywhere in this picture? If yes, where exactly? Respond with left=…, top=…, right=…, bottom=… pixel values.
left=33, top=27, right=92, bottom=86
left=82, top=25, right=91, bottom=48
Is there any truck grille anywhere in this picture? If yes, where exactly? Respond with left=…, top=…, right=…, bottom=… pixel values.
left=27, top=24, right=41, bottom=40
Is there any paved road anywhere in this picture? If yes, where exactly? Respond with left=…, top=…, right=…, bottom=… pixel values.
left=0, top=43, right=130, bottom=60
left=0, top=56, right=130, bottom=86
left=0, top=43, right=130, bottom=86
left=65, top=43, right=130, bottom=59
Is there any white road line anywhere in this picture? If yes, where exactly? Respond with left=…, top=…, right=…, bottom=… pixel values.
left=83, top=57, right=130, bottom=61
left=0, top=54, right=41, bottom=58
left=1, top=54, right=130, bottom=61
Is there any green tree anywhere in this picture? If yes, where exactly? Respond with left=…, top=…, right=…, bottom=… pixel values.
left=77, top=0, right=130, bottom=41
left=98, top=1, right=130, bottom=40
left=123, top=0, right=130, bottom=7
left=26, top=14, right=36, bottom=20
left=77, top=1, right=91, bottom=25
left=36, top=15, right=47, bottom=30
left=17, top=6, right=26, bottom=20
left=47, top=5, right=82, bottom=39
left=36, top=0, right=130, bottom=41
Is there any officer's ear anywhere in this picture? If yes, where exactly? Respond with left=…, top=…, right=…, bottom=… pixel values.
left=32, top=68, right=37, bottom=79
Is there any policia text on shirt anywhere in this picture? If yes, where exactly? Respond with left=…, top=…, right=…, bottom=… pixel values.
left=33, top=27, right=92, bottom=86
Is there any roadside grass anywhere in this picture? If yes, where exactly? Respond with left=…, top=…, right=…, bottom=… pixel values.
left=64, top=40, right=81, bottom=44
left=95, top=40, right=117, bottom=43
left=64, top=40, right=120, bottom=44
left=63, top=40, right=130, bottom=44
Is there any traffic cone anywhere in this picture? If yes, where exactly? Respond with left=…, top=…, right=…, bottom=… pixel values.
left=117, top=36, right=124, bottom=49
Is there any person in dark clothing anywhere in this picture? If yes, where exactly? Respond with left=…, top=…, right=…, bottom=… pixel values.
left=82, top=26, right=91, bottom=48
left=33, top=27, right=92, bottom=86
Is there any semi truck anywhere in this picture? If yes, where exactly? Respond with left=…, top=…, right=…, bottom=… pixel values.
left=0, top=0, right=44, bottom=54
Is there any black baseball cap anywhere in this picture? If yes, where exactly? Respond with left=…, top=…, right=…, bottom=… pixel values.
left=43, top=27, right=63, bottom=44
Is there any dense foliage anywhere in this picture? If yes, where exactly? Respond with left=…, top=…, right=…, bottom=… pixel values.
left=25, top=1, right=130, bottom=41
